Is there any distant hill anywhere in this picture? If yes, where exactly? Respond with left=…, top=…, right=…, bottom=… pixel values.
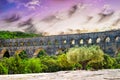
left=0, top=31, right=42, bottom=39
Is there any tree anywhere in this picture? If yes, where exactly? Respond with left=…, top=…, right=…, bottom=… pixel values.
left=66, top=45, right=104, bottom=70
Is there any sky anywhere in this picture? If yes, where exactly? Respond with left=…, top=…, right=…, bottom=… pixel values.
left=0, top=0, right=120, bottom=35
left=0, top=0, right=120, bottom=17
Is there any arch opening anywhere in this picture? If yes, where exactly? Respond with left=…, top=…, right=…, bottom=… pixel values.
left=71, top=39, right=75, bottom=45
left=15, top=50, right=28, bottom=59
left=27, top=41, right=31, bottom=46
left=3, top=50, right=10, bottom=58
left=115, top=36, right=120, bottom=42
left=63, top=39, right=67, bottom=44
left=105, top=37, right=110, bottom=43
left=20, top=42, right=24, bottom=46
left=88, top=38, right=92, bottom=44
left=47, top=40, right=51, bottom=45
left=14, top=42, right=18, bottom=47
left=80, top=39, right=84, bottom=44
left=55, top=39, right=59, bottom=45
left=96, top=37, right=101, bottom=43
left=0, top=49, right=10, bottom=58
left=33, top=48, right=46, bottom=57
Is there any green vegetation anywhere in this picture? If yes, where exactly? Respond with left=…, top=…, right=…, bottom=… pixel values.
left=0, top=45, right=120, bottom=74
left=0, top=31, right=42, bottom=39
left=67, top=45, right=104, bottom=69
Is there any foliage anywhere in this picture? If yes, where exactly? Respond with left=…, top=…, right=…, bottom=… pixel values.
left=7, top=55, right=27, bottom=74
left=57, top=54, right=73, bottom=70
left=37, top=49, right=47, bottom=57
left=73, top=63, right=82, bottom=70
left=66, top=45, right=104, bottom=69
left=115, top=53, right=120, bottom=64
left=0, top=63, right=8, bottom=74
left=18, top=51, right=28, bottom=59
left=25, top=58, right=43, bottom=73
left=40, top=56, right=60, bottom=72
left=88, top=54, right=117, bottom=70
left=0, top=31, right=42, bottom=39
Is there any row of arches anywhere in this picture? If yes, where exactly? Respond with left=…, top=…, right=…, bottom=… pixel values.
left=2, top=36, right=120, bottom=47
left=0, top=48, right=46, bottom=58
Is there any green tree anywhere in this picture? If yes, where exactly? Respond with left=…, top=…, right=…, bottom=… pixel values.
left=66, top=45, right=104, bottom=70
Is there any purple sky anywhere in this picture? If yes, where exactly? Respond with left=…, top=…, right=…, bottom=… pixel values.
left=0, top=0, right=120, bottom=19
left=0, top=0, right=120, bottom=35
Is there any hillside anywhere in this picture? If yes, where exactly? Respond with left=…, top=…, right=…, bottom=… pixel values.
left=0, top=31, right=42, bottom=39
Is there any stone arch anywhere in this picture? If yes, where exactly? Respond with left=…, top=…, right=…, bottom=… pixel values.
left=115, top=36, right=120, bottom=42
left=96, top=37, right=101, bottom=43
left=70, top=39, right=75, bottom=45
left=80, top=39, right=84, bottom=45
left=0, top=49, right=10, bottom=58
left=33, top=48, right=46, bottom=57
left=88, top=38, right=92, bottom=44
left=15, top=49, right=28, bottom=59
left=105, top=37, right=111, bottom=43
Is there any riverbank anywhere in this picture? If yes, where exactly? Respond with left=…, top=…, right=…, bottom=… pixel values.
left=0, top=69, right=120, bottom=80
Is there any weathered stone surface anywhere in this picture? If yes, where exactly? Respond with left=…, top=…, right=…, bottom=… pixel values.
left=0, top=29, right=120, bottom=57
left=0, top=69, right=120, bottom=80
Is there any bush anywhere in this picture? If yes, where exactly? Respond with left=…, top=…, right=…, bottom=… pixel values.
left=40, top=56, right=60, bottom=72
left=73, top=63, right=82, bottom=70
left=57, top=54, right=73, bottom=70
left=88, top=54, right=116, bottom=70
left=25, top=58, right=43, bottom=73
left=0, top=63, right=8, bottom=74
left=67, top=45, right=104, bottom=70
left=7, top=55, right=26, bottom=74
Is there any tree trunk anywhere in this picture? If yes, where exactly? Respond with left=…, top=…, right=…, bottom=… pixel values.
left=80, top=60, right=90, bottom=70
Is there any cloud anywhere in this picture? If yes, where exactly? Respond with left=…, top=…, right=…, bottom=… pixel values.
left=7, top=0, right=41, bottom=10
left=4, top=14, right=21, bottom=23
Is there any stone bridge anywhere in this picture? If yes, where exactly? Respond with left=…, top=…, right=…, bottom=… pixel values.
left=0, top=29, right=120, bottom=58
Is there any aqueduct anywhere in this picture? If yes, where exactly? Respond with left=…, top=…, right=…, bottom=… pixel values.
left=0, top=29, right=120, bottom=58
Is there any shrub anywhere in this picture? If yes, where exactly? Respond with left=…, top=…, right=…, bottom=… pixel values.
left=25, top=58, right=43, bottom=73
left=67, top=45, right=104, bottom=70
left=7, top=55, right=26, bottom=74
left=0, top=63, right=8, bottom=74
left=57, top=54, right=73, bottom=70
left=88, top=54, right=116, bottom=70
left=40, top=56, right=60, bottom=72
left=73, top=63, right=82, bottom=70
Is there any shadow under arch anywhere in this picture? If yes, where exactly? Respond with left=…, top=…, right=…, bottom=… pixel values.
left=0, top=49, right=10, bottom=58
left=33, top=48, right=46, bottom=57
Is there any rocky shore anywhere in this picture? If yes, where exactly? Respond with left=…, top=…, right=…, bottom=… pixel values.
left=0, top=69, right=120, bottom=80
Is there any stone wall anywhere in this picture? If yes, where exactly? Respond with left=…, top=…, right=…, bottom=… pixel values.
left=0, top=29, right=120, bottom=57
